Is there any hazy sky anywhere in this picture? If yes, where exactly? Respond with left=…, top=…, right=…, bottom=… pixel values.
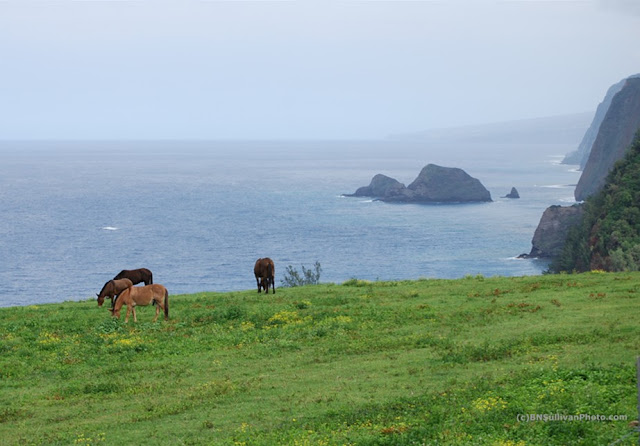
left=1, top=0, right=639, bottom=140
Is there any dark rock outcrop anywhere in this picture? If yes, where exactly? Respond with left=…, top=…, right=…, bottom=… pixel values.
left=503, top=187, right=520, bottom=199
left=575, top=77, right=640, bottom=201
left=344, top=164, right=492, bottom=203
left=520, top=205, right=584, bottom=258
left=405, top=164, right=492, bottom=202
left=348, top=174, right=406, bottom=198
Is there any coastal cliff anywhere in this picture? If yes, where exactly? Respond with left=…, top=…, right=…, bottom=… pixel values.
left=527, top=75, right=640, bottom=263
left=345, top=164, right=492, bottom=203
left=562, top=78, right=627, bottom=167
left=575, top=77, right=640, bottom=201
left=550, top=131, right=640, bottom=272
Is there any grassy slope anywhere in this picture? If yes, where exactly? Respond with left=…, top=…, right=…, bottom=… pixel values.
left=1, top=273, right=639, bottom=445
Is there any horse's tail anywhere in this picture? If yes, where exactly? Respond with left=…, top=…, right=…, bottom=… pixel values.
left=164, top=288, right=169, bottom=320
left=149, top=271, right=153, bottom=285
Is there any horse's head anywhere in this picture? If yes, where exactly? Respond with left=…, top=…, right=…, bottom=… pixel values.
left=110, top=307, right=120, bottom=318
left=260, top=277, right=270, bottom=293
left=97, top=280, right=114, bottom=307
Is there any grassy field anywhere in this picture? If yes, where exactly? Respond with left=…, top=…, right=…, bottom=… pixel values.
left=1, top=272, right=639, bottom=445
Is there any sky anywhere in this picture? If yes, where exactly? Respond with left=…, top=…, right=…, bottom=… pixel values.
left=0, top=0, right=639, bottom=140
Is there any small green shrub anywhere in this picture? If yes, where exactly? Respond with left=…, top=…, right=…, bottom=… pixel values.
left=281, top=261, right=322, bottom=287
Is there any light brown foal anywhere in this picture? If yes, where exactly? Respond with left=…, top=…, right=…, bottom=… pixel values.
left=110, top=284, right=169, bottom=323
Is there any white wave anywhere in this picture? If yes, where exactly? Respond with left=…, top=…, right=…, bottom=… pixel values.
left=536, top=184, right=572, bottom=189
left=101, top=226, right=119, bottom=231
left=547, top=155, right=565, bottom=166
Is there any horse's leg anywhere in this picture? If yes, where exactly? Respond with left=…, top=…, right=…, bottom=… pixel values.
left=124, top=305, right=131, bottom=323
left=164, top=290, right=169, bottom=321
left=112, top=289, right=124, bottom=309
left=271, top=275, right=275, bottom=294
left=132, top=306, right=137, bottom=323
left=256, top=277, right=261, bottom=293
left=153, top=300, right=160, bottom=322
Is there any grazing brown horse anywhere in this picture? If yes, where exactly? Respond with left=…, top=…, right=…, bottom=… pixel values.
left=110, top=284, right=169, bottom=323
left=113, top=268, right=153, bottom=286
left=97, top=278, right=133, bottom=308
left=254, top=258, right=275, bottom=294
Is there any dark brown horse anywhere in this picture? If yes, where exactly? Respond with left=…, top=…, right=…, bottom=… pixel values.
left=97, top=278, right=133, bottom=308
left=254, top=258, right=275, bottom=294
left=113, top=268, right=153, bottom=286
left=110, top=284, right=169, bottom=323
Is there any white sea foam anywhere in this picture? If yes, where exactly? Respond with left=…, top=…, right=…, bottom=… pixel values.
left=536, top=184, right=572, bottom=189
left=548, top=155, right=566, bottom=166
left=102, top=226, right=119, bottom=231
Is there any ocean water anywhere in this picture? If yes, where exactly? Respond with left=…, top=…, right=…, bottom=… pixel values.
left=0, top=140, right=581, bottom=308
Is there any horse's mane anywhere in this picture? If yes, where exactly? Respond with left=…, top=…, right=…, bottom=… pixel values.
left=98, top=280, right=113, bottom=296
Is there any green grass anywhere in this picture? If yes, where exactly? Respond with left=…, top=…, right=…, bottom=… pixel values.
left=1, top=272, right=639, bottom=445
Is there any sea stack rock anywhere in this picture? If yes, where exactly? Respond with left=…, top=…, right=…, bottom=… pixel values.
left=405, top=164, right=492, bottom=203
left=503, top=187, right=520, bottom=199
left=346, top=174, right=406, bottom=198
left=344, top=164, right=492, bottom=203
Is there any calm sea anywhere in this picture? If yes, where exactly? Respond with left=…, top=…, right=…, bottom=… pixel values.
left=0, top=140, right=580, bottom=307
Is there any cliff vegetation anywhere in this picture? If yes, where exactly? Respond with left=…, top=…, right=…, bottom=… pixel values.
left=550, top=130, right=640, bottom=272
